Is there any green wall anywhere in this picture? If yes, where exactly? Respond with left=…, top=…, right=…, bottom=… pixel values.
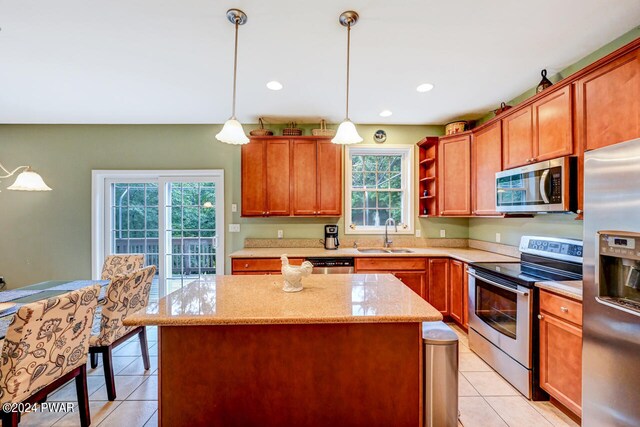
left=1, top=123, right=469, bottom=288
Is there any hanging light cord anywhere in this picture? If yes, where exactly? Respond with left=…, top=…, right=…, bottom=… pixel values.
left=231, top=18, right=240, bottom=119
left=0, top=162, right=27, bottom=178
left=345, top=20, right=352, bottom=120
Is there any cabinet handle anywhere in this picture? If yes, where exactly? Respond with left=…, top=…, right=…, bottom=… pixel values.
left=538, top=314, right=544, bottom=320
left=577, top=209, right=583, bottom=214
left=560, top=306, right=569, bottom=313
left=440, top=211, right=444, bottom=215
left=244, top=263, right=249, bottom=268
left=266, top=211, right=270, bottom=215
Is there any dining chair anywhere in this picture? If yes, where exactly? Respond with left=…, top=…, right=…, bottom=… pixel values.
left=100, top=254, right=145, bottom=280
left=0, top=285, right=101, bottom=427
left=89, top=265, right=156, bottom=401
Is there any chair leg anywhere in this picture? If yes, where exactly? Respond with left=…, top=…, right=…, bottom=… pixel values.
left=1, top=409, right=19, bottom=427
left=139, top=327, right=151, bottom=371
left=75, top=364, right=91, bottom=427
left=90, top=352, right=99, bottom=369
left=102, top=346, right=117, bottom=401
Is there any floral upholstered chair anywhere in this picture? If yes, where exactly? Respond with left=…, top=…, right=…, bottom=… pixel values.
left=100, top=254, right=145, bottom=280
left=0, top=285, right=101, bottom=427
left=89, top=265, right=156, bottom=401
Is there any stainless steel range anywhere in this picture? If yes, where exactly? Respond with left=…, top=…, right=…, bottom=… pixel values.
left=467, top=236, right=583, bottom=399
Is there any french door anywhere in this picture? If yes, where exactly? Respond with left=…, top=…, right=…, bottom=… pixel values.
left=92, top=170, right=224, bottom=299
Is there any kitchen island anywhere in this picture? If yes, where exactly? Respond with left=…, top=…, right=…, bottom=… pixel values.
left=125, top=274, right=442, bottom=427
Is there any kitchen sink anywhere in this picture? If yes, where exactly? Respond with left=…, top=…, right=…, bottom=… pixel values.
left=356, top=248, right=414, bottom=254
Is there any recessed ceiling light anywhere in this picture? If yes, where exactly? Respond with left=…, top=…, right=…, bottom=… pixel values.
left=379, top=110, right=393, bottom=117
left=416, top=83, right=434, bottom=93
left=266, top=81, right=283, bottom=91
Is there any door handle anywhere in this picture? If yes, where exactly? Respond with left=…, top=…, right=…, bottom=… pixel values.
left=539, top=169, right=550, bottom=204
left=467, top=271, right=529, bottom=296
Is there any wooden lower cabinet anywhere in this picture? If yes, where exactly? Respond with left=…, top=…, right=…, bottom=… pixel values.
left=427, top=258, right=450, bottom=315
left=539, top=290, right=582, bottom=417
left=449, top=260, right=464, bottom=325
left=232, top=258, right=304, bottom=275
left=391, top=271, right=426, bottom=299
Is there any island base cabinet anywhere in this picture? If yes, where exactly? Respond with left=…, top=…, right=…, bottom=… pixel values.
left=157, top=323, right=423, bottom=427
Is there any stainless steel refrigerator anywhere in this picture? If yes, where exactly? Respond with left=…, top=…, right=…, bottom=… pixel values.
left=584, top=138, right=640, bottom=426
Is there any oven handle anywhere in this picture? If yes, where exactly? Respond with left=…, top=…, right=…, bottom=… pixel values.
left=467, top=270, right=529, bottom=296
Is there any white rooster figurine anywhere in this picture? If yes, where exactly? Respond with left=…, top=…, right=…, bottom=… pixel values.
left=281, top=255, right=314, bottom=292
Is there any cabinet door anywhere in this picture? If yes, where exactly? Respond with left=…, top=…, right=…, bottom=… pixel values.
left=449, top=259, right=464, bottom=324
left=393, top=271, right=426, bottom=300
left=291, top=140, right=318, bottom=215
left=472, top=122, right=502, bottom=216
left=533, top=85, right=573, bottom=161
left=266, top=140, right=291, bottom=216
left=316, top=141, right=342, bottom=216
left=576, top=49, right=640, bottom=151
left=502, top=106, right=534, bottom=169
left=539, top=313, right=582, bottom=416
left=438, top=135, right=471, bottom=216
left=427, top=258, right=450, bottom=315
left=462, top=264, right=469, bottom=329
left=241, top=140, right=267, bottom=216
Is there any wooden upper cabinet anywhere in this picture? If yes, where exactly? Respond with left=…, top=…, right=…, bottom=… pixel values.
left=427, top=258, right=450, bottom=315
left=438, top=134, right=471, bottom=216
left=241, top=139, right=267, bottom=216
left=576, top=48, right=640, bottom=151
left=316, top=141, right=342, bottom=215
left=502, top=105, right=534, bottom=169
left=291, top=140, right=318, bottom=215
left=266, top=140, right=291, bottom=216
left=533, top=85, right=573, bottom=161
left=472, top=122, right=502, bottom=216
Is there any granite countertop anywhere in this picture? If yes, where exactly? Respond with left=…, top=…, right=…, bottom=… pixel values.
left=124, top=274, right=443, bottom=326
left=229, top=247, right=519, bottom=264
left=536, top=280, right=583, bottom=301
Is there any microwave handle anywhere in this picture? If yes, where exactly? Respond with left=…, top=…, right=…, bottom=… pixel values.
left=539, top=169, right=550, bottom=203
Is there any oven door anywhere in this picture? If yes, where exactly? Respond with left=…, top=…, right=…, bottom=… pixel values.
left=468, top=268, right=532, bottom=368
left=496, top=157, right=569, bottom=213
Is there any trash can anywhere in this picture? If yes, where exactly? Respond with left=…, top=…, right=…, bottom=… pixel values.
left=423, top=321, right=459, bottom=427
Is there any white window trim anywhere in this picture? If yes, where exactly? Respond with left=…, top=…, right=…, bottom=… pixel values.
left=91, top=170, right=225, bottom=290
left=344, top=145, right=414, bottom=235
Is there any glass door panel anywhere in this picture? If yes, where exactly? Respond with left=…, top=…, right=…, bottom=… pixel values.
left=475, top=281, right=518, bottom=339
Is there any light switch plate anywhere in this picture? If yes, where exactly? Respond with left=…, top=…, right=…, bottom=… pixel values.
left=440, top=229, right=446, bottom=238
left=496, top=233, right=501, bottom=243
left=231, top=204, right=237, bottom=213
left=277, top=230, right=284, bottom=239
left=229, top=224, right=240, bottom=233
left=415, top=229, right=421, bottom=238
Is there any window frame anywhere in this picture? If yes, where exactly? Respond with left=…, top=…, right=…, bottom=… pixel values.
left=344, top=145, right=414, bottom=235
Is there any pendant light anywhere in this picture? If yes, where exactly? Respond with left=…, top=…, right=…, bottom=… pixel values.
left=332, top=11, right=363, bottom=145
left=215, top=9, right=250, bottom=145
left=0, top=163, right=51, bottom=192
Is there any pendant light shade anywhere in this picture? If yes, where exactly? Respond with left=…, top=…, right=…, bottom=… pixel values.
left=216, top=118, right=250, bottom=145
left=216, top=9, right=249, bottom=145
left=7, top=168, right=52, bottom=191
left=332, top=11, right=362, bottom=145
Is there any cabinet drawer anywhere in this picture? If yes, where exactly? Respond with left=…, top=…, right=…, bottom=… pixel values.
left=355, top=257, right=426, bottom=271
left=540, top=290, right=582, bottom=326
left=232, top=258, right=304, bottom=272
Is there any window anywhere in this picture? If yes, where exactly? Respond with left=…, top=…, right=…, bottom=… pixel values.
left=345, top=145, right=413, bottom=234
left=92, top=170, right=224, bottom=298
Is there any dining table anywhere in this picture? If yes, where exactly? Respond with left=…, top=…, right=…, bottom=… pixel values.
left=0, top=280, right=110, bottom=339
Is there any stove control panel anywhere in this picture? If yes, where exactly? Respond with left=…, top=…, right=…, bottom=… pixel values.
left=519, top=236, right=583, bottom=263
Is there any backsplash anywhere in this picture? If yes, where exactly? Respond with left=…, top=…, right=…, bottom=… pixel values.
left=245, top=237, right=469, bottom=249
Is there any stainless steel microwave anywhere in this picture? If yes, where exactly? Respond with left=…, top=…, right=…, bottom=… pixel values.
left=495, top=157, right=576, bottom=213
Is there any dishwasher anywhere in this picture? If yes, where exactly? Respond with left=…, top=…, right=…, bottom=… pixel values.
left=305, top=257, right=354, bottom=274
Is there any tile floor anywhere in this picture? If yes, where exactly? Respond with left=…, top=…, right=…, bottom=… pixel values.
left=450, top=324, right=579, bottom=427
left=19, top=324, right=579, bottom=427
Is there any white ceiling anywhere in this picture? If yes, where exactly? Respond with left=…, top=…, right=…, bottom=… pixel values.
left=1, top=0, right=639, bottom=125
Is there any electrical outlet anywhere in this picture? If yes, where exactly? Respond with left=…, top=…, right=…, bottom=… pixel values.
left=496, top=233, right=501, bottom=243
left=277, top=230, right=284, bottom=239
left=440, top=229, right=446, bottom=238
left=415, top=229, right=421, bottom=238
left=229, top=224, right=240, bottom=233
left=231, top=203, right=237, bottom=213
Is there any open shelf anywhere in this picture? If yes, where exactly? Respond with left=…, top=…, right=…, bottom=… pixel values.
left=419, top=157, right=435, bottom=164
left=417, top=137, right=439, bottom=217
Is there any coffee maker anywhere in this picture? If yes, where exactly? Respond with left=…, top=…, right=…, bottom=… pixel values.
left=324, top=225, right=340, bottom=250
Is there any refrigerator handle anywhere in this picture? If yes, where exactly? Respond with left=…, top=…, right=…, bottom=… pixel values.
left=539, top=169, right=550, bottom=203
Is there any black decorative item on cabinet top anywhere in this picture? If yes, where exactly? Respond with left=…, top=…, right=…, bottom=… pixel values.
left=536, top=69, right=553, bottom=93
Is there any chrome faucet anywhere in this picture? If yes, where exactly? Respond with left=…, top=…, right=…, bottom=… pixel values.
left=384, top=218, right=397, bottom=248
